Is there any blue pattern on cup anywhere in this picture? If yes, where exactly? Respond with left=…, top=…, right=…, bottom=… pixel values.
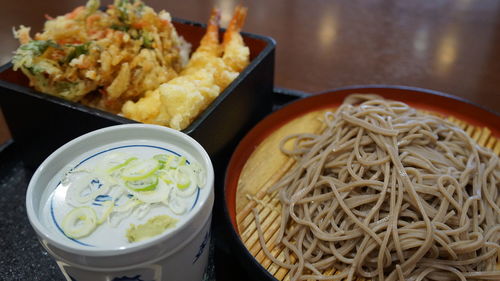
left=192, top=229, right=210, bottom=264
left=112, top=275, right=146, bottom=281
left=50, top=144, right=192, bottom=246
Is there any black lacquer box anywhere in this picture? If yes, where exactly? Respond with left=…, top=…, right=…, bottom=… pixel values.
left=0, top=18, right=275, bottom=169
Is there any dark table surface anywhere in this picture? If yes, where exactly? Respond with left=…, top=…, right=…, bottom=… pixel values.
left=0, top=143, right=218, bottom=281
left=1, top=0, right=500, bottom=143
left=1, top=0, right=500, bottom=113
left=1, top=0, right=500, bottom=280
left=0, top=89, right=302, bottom=281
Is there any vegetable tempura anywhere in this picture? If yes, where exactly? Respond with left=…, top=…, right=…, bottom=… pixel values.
left=13, top=0, right=190, bottom=112
left=12, top=0, right=251, bottom=130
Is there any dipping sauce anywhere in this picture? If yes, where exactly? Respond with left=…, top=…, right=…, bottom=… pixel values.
left=41, top=145, right=205, bottom=249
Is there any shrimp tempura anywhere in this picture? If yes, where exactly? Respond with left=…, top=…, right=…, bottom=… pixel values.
left=121, top=6, right=250, bottom=130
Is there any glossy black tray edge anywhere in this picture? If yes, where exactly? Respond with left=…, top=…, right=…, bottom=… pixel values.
left=211, top=87, right=306, bottom=281
left=271, top=87, right=309, bottom=110
left=0, top=19, right=279, bottom=134
left=219, top=85, right=500, bottom=281
left=0, top=17, right=276, bottom=169
left=0, top=87, right=303, bottom=157
left=0, top=87, right=305, bottom=281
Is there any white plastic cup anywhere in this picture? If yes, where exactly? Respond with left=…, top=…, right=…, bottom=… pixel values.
left=26, top=124, right=214, bottom=281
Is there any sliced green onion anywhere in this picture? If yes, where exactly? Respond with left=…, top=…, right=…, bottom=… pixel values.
left=176, top=165, right=194, bottom=188
left=176, top=169, right=191, bottom=190
left=95, top=152, right=130, bottom=171
left=61, top=152, right=202, bottom=237
left=166, top=155, right=177, bottom=168
left=132, top=203, right=151, bottom=220
left=125, top=175, right=159, bottom=191
left=178, top=156, right=187, bottom=166
left=157, top=169, right=174, bottom=184
left=175, top=165, right=197, bottom=197
left=62, top=207, right=97, bottom=238
left=166, top=195, right=186, bottom=215
left=167, top=155, right=186, bottom=169
left=190, top=161, right=206, bottom=187
left=108, top=157, right=137, bottom=173
left=108, top=202, right=138, bottom=227
left=153, top=154, right=168, bottom=163
left=122, top=159, right=160, bottom=181
left=65, top=173, right=95, bottom=205
left=113, top=198, right=140, bottom=213
left=131, top=179, right=171, bottom=203
left=97, top=201, right=114, bottom=225
left=153, top=154, right=169, bottom=168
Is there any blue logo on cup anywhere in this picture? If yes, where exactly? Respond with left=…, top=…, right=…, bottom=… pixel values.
left=69, top=274, right=147, bottom=281
left=192, top=229, right=210, bottom=264
left=112, top=275, right=146, bottom=281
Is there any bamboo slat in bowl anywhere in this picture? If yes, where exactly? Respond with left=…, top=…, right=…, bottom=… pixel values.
left=234, top=103, right=500, bottom=281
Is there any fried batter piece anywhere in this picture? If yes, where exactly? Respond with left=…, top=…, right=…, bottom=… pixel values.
left=12, top=0, right=189, bottom=112
left=122, top=5, right=250, bottom=130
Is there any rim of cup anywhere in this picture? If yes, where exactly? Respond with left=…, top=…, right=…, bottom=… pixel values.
left=26, top=124, right=214, bottom=257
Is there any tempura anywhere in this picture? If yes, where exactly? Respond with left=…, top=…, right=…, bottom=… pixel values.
left=13, top=0, right=190, bottom=112
left=12, top=0, right=251, bottom=130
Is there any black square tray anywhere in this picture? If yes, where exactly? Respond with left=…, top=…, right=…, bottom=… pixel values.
left=0, top=18, right=275, bottom=169
left=0, top=88, right=304, bottom=281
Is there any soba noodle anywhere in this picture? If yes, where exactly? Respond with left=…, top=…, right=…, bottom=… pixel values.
left=254, top=95, right=500, bottom=281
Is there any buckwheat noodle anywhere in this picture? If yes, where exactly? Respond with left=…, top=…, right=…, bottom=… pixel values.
left=254, top=95, right=500, bottom=281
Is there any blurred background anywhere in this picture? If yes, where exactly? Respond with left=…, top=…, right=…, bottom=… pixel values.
left=1, top=0, right=500, bottom=146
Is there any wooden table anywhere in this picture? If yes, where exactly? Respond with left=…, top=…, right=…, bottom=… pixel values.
left=1, top=0, right=500, bottom=136
left=0, top=1, right=499, bottom=280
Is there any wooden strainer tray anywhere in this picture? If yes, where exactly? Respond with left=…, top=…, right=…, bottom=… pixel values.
left=225, top=87, right=500, bottom=281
